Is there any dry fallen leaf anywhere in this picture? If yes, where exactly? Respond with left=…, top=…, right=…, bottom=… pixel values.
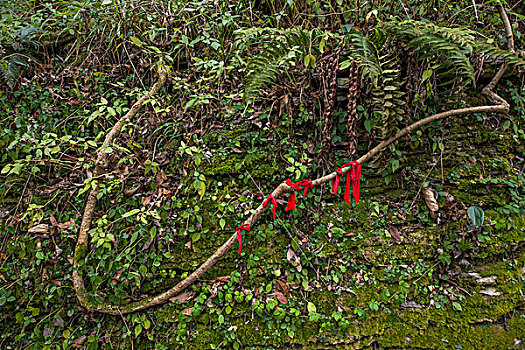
left=287, top=248, right=302, bottom=272
left=276, top=280, right=290, bottom=297
left=169, top=291, right=196, bottom=304
left=72, top=335, right=87, bottom=348
left=275, top=291, right=288, bottom=304
left=49, top=214, right=58, bottom=227
left=479, top=288, right=500, bottom=296
left=389, top=225, right=403, bottom=243
left=155, top=169, right=167, bottom=185
left=28, top=223, right=50, bottom=235
left=422, top=187, right=439, bottom=213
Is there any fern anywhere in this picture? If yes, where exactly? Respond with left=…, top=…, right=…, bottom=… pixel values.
left=243, top=42, right=289, bottom=102
left=407, top=33, right=475, bottom=85
left=372, top=55, right=405, bottom=141
left=343, top=30, right=382, bottom=86
left=0, top=27, right=40, bottom=88
left=0, top=53, right=33, bottom=88
left=477, top=43, right=525, bottom=65
left=241, top=27, right=325, bottom=102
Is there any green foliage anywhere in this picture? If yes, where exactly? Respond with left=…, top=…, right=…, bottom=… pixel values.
left=0, top=27, right=41, bottom=87
left=0, top=0, right=524, bottom=348
left=242, top=27, right=327, bottom=102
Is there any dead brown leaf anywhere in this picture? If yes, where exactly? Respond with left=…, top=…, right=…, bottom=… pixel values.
left=169, top=291, right=196, bottom=304
left=49, top=214, right=58, bottom=227
left=275, top=280, right=290, bottom=297
left=422, top=187, right=439, bottom=213
left=275, top=291, right=288, bottom=304
left=72, top=335, right=87, bottom=348
left=287, top=248, right=302, bottom=272
left=389, top=225, right=403, bottom=243
left=210, top=276, right=230, bottom=284
left=156, top=169, right=167, bottom=185
left=28, top=224, right=50, bottom=235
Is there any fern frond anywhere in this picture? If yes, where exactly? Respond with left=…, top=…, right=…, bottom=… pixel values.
left=345, top=30, right=382, bottom=85
left=407, top=33, right=475, bottom=85
left=477, top=43, right=525, bottom=66
left=242, top=27, right=321, bottom=103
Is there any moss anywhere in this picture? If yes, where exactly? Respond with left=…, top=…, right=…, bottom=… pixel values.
left=73, top=243, right=88, bottom=265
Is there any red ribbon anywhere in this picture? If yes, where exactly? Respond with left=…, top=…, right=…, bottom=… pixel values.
left=236, top=223, right=250, bottom=254
left=351, top=161, right=361, bottom=203
left=332, top=168, right=343, bottom=195
left=332, top=161, right=361, bottom=205
left=285, top=179, right=313, bottom=211
left=262, top=194, right=277, bottom=220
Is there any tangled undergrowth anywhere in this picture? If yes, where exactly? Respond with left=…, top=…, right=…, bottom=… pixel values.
left=1, top=0, right=525, bottom=349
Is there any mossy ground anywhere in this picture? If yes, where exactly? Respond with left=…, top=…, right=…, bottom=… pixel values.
left=129, top=115, right=525, bottom=349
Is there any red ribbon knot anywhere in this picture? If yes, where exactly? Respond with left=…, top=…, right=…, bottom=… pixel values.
left=332, top=161, right=361, bottom=205
left=262, top=194, right=278, bottom=220
left=236, top=223, right=251, bottom=254
left=285, top=179, right=313, bottom=211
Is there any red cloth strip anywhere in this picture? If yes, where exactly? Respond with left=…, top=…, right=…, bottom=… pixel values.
left=297, top=179, right=313, bottom=198
left=286, top=191, right=296, bottom=211
left=262, top=194, right=278, bottom=220
left=352, top=162, right=361, bottom=203
left=285, top=179, right=313, bottom=211
left=236, top=223, right=251, bottom=254
left=332, top=168, right=343, bottom=195
left=333, top=161, right=361, bottom=205
left=345, top=168, right=352, bottom=204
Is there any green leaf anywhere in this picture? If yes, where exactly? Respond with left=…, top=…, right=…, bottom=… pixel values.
left=139, top=264, right=147, bottom=276
left=107, top=107, right=116, bottom=116
left=467, top=206, right=484, bottom=227
left=192, top=231, right=201, bottom=242
left=144, top=320, right=151, bottom=330
left=150, top=226, right=157, bottom=239
left=319, top=37, right=326, bottom=53
left=307, top=301, right=317, bottom=313
left=134, top=324, right=142, bottom=337
left=392, top=159, right=399, bottom=173
left=421, top=69, right=433, bottom=83
left=122, top=209, right=141, bottom=218
left=219, top=218, right=226, bottom=230
left=304, top=54, right=310, bottom=68
left=452, top=301, right=462, bottom=311
left=130, top=37, right=143, bottom=47
left=339, top=60, right=351, bottom=70
left=304, top=54, right=316, bottom=68
left=364, top=119, right=376, bottom=133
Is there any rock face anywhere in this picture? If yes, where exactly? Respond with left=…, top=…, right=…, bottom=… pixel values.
left=148, top=114, right=525, bottom=349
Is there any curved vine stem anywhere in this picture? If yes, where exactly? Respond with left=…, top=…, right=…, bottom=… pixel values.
left=73, top=6, right=516, bottom=314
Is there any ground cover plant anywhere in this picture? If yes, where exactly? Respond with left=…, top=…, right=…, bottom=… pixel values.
left=1, top=0, right=525, bottom=348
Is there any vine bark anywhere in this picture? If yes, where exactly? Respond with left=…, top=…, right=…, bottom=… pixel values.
left=73, top=7, right=515, bottom=314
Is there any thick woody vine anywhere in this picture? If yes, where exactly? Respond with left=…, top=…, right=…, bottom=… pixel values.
left=73, top=3, right=516, bottom=315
